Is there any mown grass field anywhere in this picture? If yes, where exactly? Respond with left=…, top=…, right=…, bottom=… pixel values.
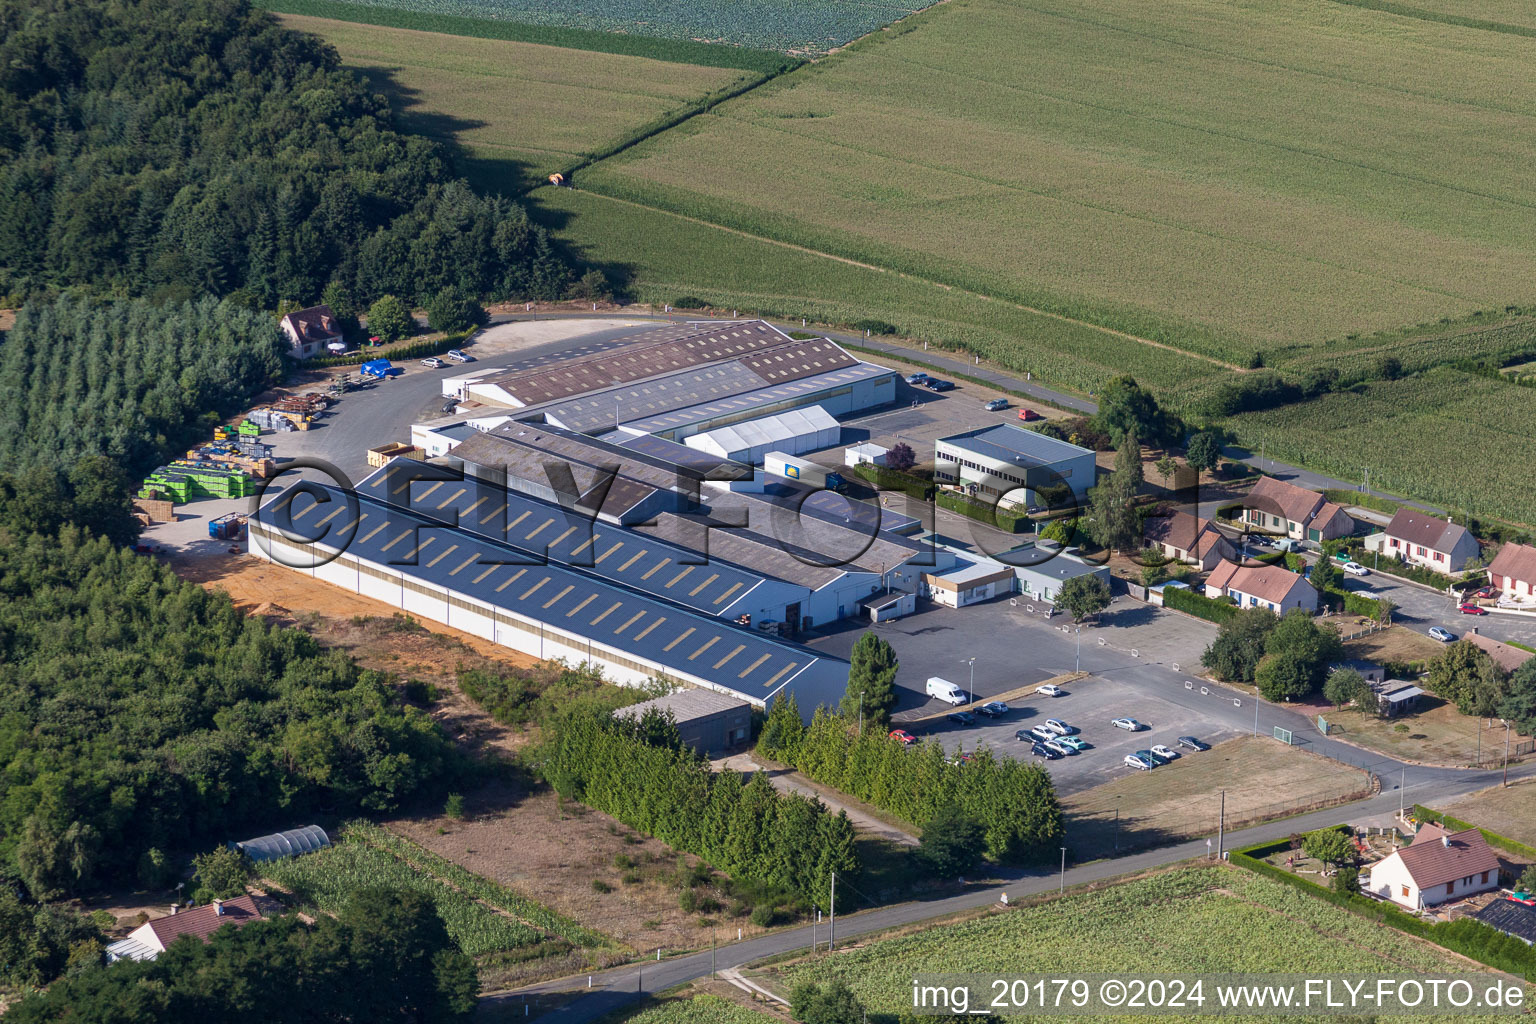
left=270, top=0, right=933, bottom=53
left=616, top=996, right=772, bottom=1024
left=770, top=866, right=1514, bottom=1023
left=276, top=13, right=756, bottom=193
left=1222, top=367, right=1536, bottom=522
left=1439, top=781, right=1536, bottom=847
left=577, top=0, right=1536, bottom=361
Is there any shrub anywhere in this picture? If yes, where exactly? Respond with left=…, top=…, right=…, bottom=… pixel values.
left=621, top=871, right=642, bottom=885
left=1165, top=585, right=1238, bottom=624
left=750, top=903, right=777, bottom=927
left=366, top=295, right=413, bottom=343
left=444, top=793, right=465, bottom=820
left=671, top=296, right=706, bottom=308
left=678, top=888, right=698, bottom=913
left=590, top=880, right=612, bottom=894
left=851, top=319, right=897, bottom=335
left=697, top=895, right=723, bottom=914
left=425, top=287, right=485, bottom=334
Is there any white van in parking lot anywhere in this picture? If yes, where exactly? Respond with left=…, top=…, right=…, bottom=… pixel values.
left=926, top=677, right=967, bottom=705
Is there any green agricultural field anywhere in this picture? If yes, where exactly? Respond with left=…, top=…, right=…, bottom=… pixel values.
left=269, top=0, right=933, bottom=53
left=578, top=0, right=1536, bottom=362
left=276, top=13, right=756, bottom=193
left=1223, top=367, right=1536, bottom=523
left=1334, top=0, right=1536, bottom=35
left=538, top=187, right=1225, bottom=393
left=264, top=825, right=548, bottom=958
left=617, top=996, right=772, bottom=1024
left=772, top=866, right=1512, bottom=1023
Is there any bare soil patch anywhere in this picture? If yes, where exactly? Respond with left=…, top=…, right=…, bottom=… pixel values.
left=1435, top=780, right=1536, bottom=847
left=1323, top=697, right=1501, bottom=768
left=1343, top=626, right=1445, bottom=667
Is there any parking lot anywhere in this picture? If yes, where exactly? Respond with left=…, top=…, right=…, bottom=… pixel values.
left=806, top=596, right=1240, bottom=796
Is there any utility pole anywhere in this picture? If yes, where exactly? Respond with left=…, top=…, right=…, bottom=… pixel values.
left=1399, top=768, right=1405, bottom=819
left=829, top=872, right=836, bottom=951
left=1217, top=789, right=1225, bottom=859
left=1059, top=847, right=1066, bottom=893
left=1253, top=696, right=1259, bottom=737
left=1504, top=721, right=1511, bottom=787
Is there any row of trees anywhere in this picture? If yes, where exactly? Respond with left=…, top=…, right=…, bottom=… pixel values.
left=0, top=529, right=460, bottom=899
left=0, top=0, right=573, bottom=307
left=541, top=705, right=859, bottom=906
left=1201, top=606, right=1344, bottom=701
left=759, top=697, right=1063, bottom=863
left=1423, top=641, right=1536, bottom=734
left=8, top=888, right=477, bottom=1023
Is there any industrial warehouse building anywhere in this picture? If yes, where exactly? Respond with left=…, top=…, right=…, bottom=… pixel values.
left=934, top=424, right=1096, bottom=508
left=684, top=406, right=840, bottom=464
left=616, top=689, right=753, bottom=756
left=439, top=320, right=896, bottom=441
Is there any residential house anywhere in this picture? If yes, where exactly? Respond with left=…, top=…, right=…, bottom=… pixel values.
left=1487, top=542, right=1536, bottom=603
left=279, top=305, right=344, bottom=360
left=1204, top=560, right=1317, bottom=615
left=1142, top=511, right=1234, bottom=571
left=1382, top=509, right=1480, bottom=572
left=1242, top=477, right=1355, bottom=542
left=1366, top=822, right=1501, bottom=909
left=1463, top=627, right=1535, bottom=675
left=106, top=894, right=279, bottom=962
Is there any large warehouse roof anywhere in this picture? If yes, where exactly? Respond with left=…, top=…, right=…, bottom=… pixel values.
left=938, top=423, right=1094, bottom=467
left=623, top=361, right=888, bottom=435
left=255, top=483, right=849, bottom=708
left=685, top=406, right=839, bottom=461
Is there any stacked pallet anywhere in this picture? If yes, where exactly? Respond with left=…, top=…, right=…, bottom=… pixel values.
left=139, top=461, right=257, bottom=501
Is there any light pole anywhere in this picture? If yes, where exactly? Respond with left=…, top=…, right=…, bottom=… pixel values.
left=1252, top=695, right=1259, bottom=737
left=961, top=656, right=976, bottom=704
left=1059, top=847, right=1067, bottom=893
left=1113, top=798, right=1120, bottom=852
left=1074, top=626, right=1082, bottom=673
left=1504, top=720, right=1511, bottom=787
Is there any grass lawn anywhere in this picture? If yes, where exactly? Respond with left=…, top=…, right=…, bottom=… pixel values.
left=276, top=13, right=755, bottom=193
left=1060, top=737, right=1371, bottom=855
left=578, top=0, right=1536, bottom=360
left=1325, top=695, right=1496, bottom=767
left=1342, top=626, right=1446, bottom=668
left=1437, top=780, right=1536, bottom=847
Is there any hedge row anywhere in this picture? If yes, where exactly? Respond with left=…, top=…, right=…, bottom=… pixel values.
left=1318, top=586, right=1384, bottom=619
left=1229, top=835, right=1536, bottom=980
left=935, top=491, right=1029, bottom=533
left=1412, top=805, right=1536, bottom=861
left=1163, top=585, right=1238, bottom=624
left=849, top=462, right=934, bottom=501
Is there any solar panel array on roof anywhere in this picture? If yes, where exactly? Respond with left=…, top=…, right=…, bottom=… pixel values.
left=256, top=483, right=847, bottom=704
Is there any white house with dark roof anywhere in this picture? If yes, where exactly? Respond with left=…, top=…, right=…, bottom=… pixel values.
left=1366, top=822, right=1500, bottom=909
left=1381, top=508, right=1480, bottom=572
left=1203, top=560, right=1317, bottom=615
left=279, top=305, right=343, bottom=360
left=1142, top=511, right=1234, bottom=570
left=1242, top=477, right=1355, bottom=542
left=1488, top=542, right=1536, bottom=603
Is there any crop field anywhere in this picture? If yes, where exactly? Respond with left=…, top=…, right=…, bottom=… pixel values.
left=1339, top=0, right=1536, bottom=34
left=276, top=13, right=754, bottom=193
left=1223, top=367, right=1536, bottom=523
left=271, top=0, right=935, bottom=53
left=577, top=0, right=1536, bottom=362
left=771, top=866, right=1511, bottom=1022
left=617, top=996, right=771, bottom=1024
left=536, top=188, right=1226, bottom=393
left=263, top=823, right=559, bottom=958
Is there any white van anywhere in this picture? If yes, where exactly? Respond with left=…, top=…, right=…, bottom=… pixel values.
left=926, top=677, right=967, bottom=705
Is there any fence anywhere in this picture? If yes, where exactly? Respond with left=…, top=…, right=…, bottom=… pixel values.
left=1466, top=738, right=1536, bottom=769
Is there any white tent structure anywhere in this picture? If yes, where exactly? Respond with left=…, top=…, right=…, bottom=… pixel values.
left=683, top=406, right=839, bottom=465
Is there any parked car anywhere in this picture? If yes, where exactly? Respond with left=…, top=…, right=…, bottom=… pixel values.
left=1044, top=738, right=1076, bottom=756
left=1028, top=726, right=1056, bottom=743
left=888, top=729, right=917, bottom=746
left=1150, top=744, right=1179, bottom=761
left=1018, top=408, right=1041, bottom=421
left=925, top=379, right=956, bottom=392
left=445, top=349, right=472, bottom=362
left=1111, top=717, right=1144, bottom=731
left=1031, top=743, right=1062, bottom=760
left=1459, top=603, right=1489, bottom=616
left=984, top=398, right=1009, bottom=411
left=1042, top=718, right=1074, bottom=736
left=1016, top=728, right=1039, bottom=742
left=976, top=701, right=1010, bottom=718
left=1036, top=683, right=1066, bottom=697
left=1137, top=748, right=1168, bottom=766
left=1343, top=561, right=1370, bottom=576
left=1056, top=736, right=1089, bottom=752
left=947, top=711, right=978, bottom=727
left=1428, top=626, right=1456, bottom=643
left=441, top=399, right=459, bottom=414
left=1123, top=754, right=1155, bottom=771
left=1177, top=736, right=1209, bottom=751
left=1471, top=586, right=1496, bottom=600
left=905, top=372, right=930, bottom=385
left=420, top=357, right=445, bottom=369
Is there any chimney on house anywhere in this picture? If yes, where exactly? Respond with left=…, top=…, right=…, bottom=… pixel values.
left=1470, top=626, right=1479, bottom=635
left=213, top=899, right=224, bottom=916
left=170, top=905, right=179, bottom=915
left=1441, top=835, right=1451, bottom=848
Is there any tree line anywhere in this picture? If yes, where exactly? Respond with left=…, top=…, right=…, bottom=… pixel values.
left=759, top=696, right=1064, bottom=863
left=541, top=705, right=859, bottom=906
left=0, top=528, right=460, bottom=900
left=0, top=0, right=572, bottom=308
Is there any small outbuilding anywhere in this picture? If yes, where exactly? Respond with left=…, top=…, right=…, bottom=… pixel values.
left=860, top=589, right=915, bottom=623
left=1474, top=898, right=1536, bottom=945
left=232, top=825, right=331, bottom=863
left=616, top=688, right=753, bottom=756
left=684, top=406, right=840, bottom=465
left=844, top=442, right=889, bottom=468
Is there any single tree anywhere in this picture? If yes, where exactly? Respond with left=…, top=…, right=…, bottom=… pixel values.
left=569, top=268, right=613, bottom=302
left=1057, top=573, right=1111, bottom=623
left=1376, top=354, right=1403, bottom=380
left=1185, top=431, right=1222, bottom=477
left=919, top=803, right=986, bottom=878
left=1308, top=558, right=1342, bottom=595
left=844, top=632, right=899, bottom=726
left=1425, top=641, right=1506, bottom=715
left=1333, top=865, right=1361, bottom=896
left=1519, top=862, right=1536, bottom=893
left=1155, top=455, right=1179, bottom=489
left=1254, top=609, right=1343, bottom=701
left=426, top=287, right=484, bottom=334
left=190, top=846, right=251, bottom=904
left=1140, top=562, right=1168, bottom=587
left=366, top=294, right=413, bottom=343
left=1323, top=667, right=1367, bottom=708
left=1499, top=660, right=1536, bottom=736
left=1301, top=828, right=1356, bottom=868
left=1085, top=431, right=1143, bottom=553
left=885, top=442, right=916, bottom=472
left=791, top=979, right=866, bottom=1024
left=1094, top=375, right=1161, bottom=446
left=1201, top=608, right=1280, bottom=683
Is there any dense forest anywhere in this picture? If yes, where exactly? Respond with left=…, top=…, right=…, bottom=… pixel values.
left=0, top=529, right=459, bottom=899
left=0, top=293, right=289, bottom=540
left=8, top=888, right=477, bottom=1022
left=0, top=0, right=572, bottom=306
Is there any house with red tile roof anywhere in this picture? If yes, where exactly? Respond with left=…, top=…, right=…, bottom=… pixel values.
left=106, top=894, right=279, bottom=963
left=1203, top=560, right=1317, bottom=615
left=280, top=305, right=344, bottom=360
left=1366, top=823, right=1500, bottom=909
left=1487, top=542, right=1536, bottom=603
left=1381, top=508, right=1480, bottom=572
left=1242, top=477, right=1355, bottom=542
left=1463, top=627, right=1534, bottom=674
left=1142, top=511, right=1234, bottom=571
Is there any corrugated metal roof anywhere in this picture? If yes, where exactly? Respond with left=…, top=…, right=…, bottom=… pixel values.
left=623, top=362, right=891, bottom=434
left=938, top=423, right=1093, bottom=467
left=617, top=688, right=750, bottom=724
